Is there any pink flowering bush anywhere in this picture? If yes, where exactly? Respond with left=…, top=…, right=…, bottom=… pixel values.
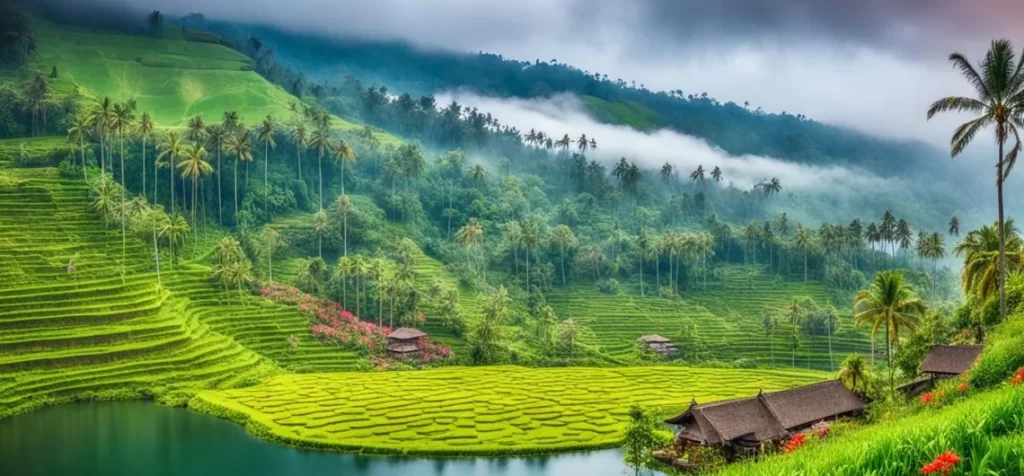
left=258, top=283, right=386, bottom=355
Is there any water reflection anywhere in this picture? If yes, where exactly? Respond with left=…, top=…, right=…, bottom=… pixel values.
left=0, top=401, right=636, bottom=476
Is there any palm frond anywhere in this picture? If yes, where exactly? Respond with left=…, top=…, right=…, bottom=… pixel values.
left=951, top=116, right=993, bottom=156
left=1002, top=125, right=1021, bottom=181
left=926, top=96, right=987, bottom=119
left=982, top=39, right=1016, bottom=100
left=949, top=52, right=992, bottom=100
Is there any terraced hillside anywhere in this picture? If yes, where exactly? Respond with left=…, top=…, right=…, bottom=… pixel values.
left=548, top=267, right=873, bottom=370
left=0, top=167, right=357, bottom=419
left=192, top=366, right=827, bottom=455
left=22, top=18, right=398, bottom=146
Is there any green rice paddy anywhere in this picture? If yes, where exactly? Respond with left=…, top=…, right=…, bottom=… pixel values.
left=192, top=366, right=827, bottom=455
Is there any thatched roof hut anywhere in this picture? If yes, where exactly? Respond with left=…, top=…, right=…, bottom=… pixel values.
left=920, top=345, right=982, bottom=377
left=665, top=380, right=864, bottom=455
left=387, top=327, right=426, bottom=358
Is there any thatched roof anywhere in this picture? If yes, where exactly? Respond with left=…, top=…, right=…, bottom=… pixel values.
left=665, top=380, right=865, bottom=446
left=637, top=334, right=672, bottom=344
left=761, top=380, right=865, bottom=430
left=388, top=327, right=426, bottom=340
left=920, top=345, right=983, bottom=376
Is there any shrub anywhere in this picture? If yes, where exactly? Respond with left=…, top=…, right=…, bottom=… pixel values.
left=594, top=278, right=619, bottom=295
left=970, top=314, right=1024, bottom=388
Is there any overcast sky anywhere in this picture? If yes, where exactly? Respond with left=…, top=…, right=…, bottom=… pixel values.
left=48, top=0, right=1024, bottom=147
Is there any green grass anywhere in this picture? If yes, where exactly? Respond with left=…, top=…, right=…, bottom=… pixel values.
left=24, top=18, right=400, bottom=147
left=716, top=385, right=1024, bottom=475
left=0, top=136, right=73, bottom=168
left=581, top=96, right=664, bottom=131
left=0, top=167, right=358, bottom=419
left=192, top=366, right=827, bottom=456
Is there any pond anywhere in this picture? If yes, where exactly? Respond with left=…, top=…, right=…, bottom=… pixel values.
left=0, top=402, right=642, bottom=476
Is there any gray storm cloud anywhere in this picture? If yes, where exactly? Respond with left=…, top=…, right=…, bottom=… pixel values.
left=24, top=0, right=1024, bottom=146
left=436, top=91, right=897, bottom=195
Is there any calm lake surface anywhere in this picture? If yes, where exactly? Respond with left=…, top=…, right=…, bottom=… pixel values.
left=0, top=401, right=638, bottom=476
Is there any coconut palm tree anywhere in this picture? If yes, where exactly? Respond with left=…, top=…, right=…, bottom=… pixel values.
left=922, top=232, right=946, bottom=298
left=257, top=115, right=276, bottom=215
left=760, top=308, right=777, bottom=366
left=711, top=166, right=723, bottom=183
left=288, top=122, right=308, bottom=181
left=157, top=132, right=186, bottom=214
left=66, top=113, right=90, bottom=181
left=837, top=354, right=870, bottom=395
left=334, top=194, right=354, bottom=257
left=159, top=213, right=190, bottom=266
left=331, top=137, right=356, bottom=194
left=550, top=225, right=577, bottom=286
left=335, top=255, right=354, bottom=308
left=260, top=226, right=283, bottom=282
left=110, top=103, right=134, bottom=276
left=205, top=125, right=227, bottom=225
left=132, top=112, right=155, bottom=197
left=296, top=257, right=328, bottom=295
left=90, top=175, right=118, bottom=226
left=87, top=96, right=115, bottom=173
left=949, top=216, right=960, bottom=237
left=312, top=209, right=328, bottom=259
left=456, top=217, right=484, bottom=276
left=854, top=270, right=925, bottom=393
left=186, top=115, right=207, bottom=146
left=221, top=110, right=240, bottom=133
left=468, top=163, right=486, bottom=183
left=224, top=130, right=253, bottom=218
left=177, top=144, right=213, bottom=252
left=955, top=220, right=1023, bottom=306
left=927, top=39, right=1024, bottom=321
left=309, top=127, right=331, bottom=209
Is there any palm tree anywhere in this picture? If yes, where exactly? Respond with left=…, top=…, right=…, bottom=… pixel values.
left=87, top=96, right=114, bottom=174
left=949, top=216, right=960, bottom=237
left=334, top=194, right=354, bottom=257
left=922, top=232, right=946, bottom=299
left=550, top=225, right=577, bottom=286
left=90, top=175, right=118, bottom=226
left=257, top=115, right=276, bottom=215
left=260, top=226, right=282, bottom=282
left=133, top=112, right=155, bottom=198
left=296, top=257, right=328, bottom=295
left=186, top=115, right=207, bottom=146
left=312, top=209, right=328, bottom=259
left=331, top=138, right=356, bottom=195
left=66, top=113, right=90, bottom=182
left=177, top=144, right=213, bottom=252
left=469, top=163, right=486, bottom=182
left=287, top=122, right=308, bottom=181
left=221, top=110, right=240, bottom=133
left=110, top=103, right=134, bottom=276
left=711, top=166, right=723, bottom=183
left=854, top=270, right=924, bottom=393
left=157, top=132, right=187, bottom=214
left=159, top=213, right=190, bottom=266
left=205, top=125, right=227, bottom=225
left=224, top=130, right=253, bottom=219
left=761, top=308, right=777, bottom=366
left=927, top=39, right=1024, bottom=321
left=955, top=220, right=1023, bottom=306
left=837, top=354, right=870, bottom=395
left=455, top=217, right=484, bottom=276
left=520, top=218, right=540, bottom=290
left=309, top=127, right=331, bottom=209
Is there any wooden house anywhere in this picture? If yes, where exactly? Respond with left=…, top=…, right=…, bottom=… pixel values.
left=899, top=345, right=982, bottom=396
left=386, top=327, right=426, bottom=359
left=637, top=334, right=678, bottom=356
left=664, top=380, right=864, bottom=460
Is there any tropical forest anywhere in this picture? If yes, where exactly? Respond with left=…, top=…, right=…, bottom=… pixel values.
left=1, top=1, right=1024, bottom=475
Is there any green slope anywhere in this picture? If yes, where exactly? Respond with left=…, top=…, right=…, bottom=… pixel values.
left=25, top=18, right=399, bottom=146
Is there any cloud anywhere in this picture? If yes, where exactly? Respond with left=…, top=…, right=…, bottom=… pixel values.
left=436, top=91, right=895, bottom=194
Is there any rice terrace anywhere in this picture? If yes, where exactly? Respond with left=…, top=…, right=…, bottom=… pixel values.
left=2, top=1, right=1024, bottom=475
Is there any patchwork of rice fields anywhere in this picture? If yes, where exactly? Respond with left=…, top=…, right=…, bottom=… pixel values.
left=547, top=267, right=873, bottom=370
left=0, top=168, right=355, bottom=419
left=193, top=366, right=828, bottom=455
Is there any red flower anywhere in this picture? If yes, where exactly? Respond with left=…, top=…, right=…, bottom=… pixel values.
left=783, top=433, right=806, bottom=454
left=816, top=427, right=830, bottom=439
left=921, top=451, right=960, bottom=475
left=958, top=382, right=968, bottom=393
left=921, top=392, right=934, bottom=405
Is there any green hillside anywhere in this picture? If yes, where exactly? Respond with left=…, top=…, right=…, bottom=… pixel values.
left=22, top=18, right=398, bottom=147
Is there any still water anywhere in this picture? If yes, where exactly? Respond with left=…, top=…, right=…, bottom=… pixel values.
left=0, top=401, right=636, bottom=476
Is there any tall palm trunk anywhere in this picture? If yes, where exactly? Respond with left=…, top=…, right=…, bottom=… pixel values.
left=153, top=151, right=159, bottom=207
left=264, top=141, right=269, bottom=215
left=192, top=176, right=198, bottom=256
left=803, top=249, right=808, bottom=282
left=120, top=132, right=126, bottom=281
left=997, top=139, right=1008, bottom=320
left=561, top=245, right=567, bottom=286
left=295, top=145, right=302, bottom=181
left=639, top=251, right=644, bottom=297
left=153, top=212, right=161, bottom=289
left=343, top=210, right=348, bottom=257
left=318, top=149, right=324, bottom=209
left=141, top=137, right=147, bottom=198
left=233, top=159, right=239, bottom=218
left=170, top=153, right=176, bottom=214
left=80, top=136, right=87, bottom=182
left=216, top=148, right=222, bottom=225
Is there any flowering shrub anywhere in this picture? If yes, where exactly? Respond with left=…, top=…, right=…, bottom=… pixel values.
left=920, top=450, right=960, bottom=475
left=815, top=426, right=830, bottom=439
left=257, top=282, right=453, bottom=365
left=921, top=392, right=934, bottom=406
left=782, top=433, right=806, bottom=454
left=958, top=382, right=968, bottom=394
left=1011, top=368, right=1024, bottom=386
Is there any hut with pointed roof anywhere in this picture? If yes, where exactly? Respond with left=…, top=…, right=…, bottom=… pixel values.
left=386, top=327, right=426, bottom=359
left=637, top=334, right=678, bottom=356
left=664, top=380, right=865, bottom=459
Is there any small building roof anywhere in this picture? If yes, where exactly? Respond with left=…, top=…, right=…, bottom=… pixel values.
left=664, top=380, right=865, bottom=446
left=386, top=342, right=420, bottom=353
left=388, top=327, right=426, bottom=340
left=637, top=334, right=672, bottom=344
left=761, top=380, right=865, bottom=430
left=920, top=345, right=983, bottom=375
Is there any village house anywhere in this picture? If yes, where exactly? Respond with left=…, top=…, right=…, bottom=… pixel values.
left=636, top=334, right=678, bottom=356
left=663, top=380, right=865, bottom=461
left=386, top=327, right=426, bottom=359
left=898, top=344, right=983, bottom=395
